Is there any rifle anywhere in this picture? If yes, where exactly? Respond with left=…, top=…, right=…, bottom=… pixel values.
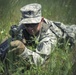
left=0, top=24, right=25, bottom=61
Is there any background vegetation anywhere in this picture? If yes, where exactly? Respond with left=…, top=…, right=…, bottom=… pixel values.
left=0, top=0, right=76, bottom=75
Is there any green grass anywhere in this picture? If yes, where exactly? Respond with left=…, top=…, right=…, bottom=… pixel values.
left=0, top=0, right=76, bottom=75
left=0, top=43, right=74, bottom=75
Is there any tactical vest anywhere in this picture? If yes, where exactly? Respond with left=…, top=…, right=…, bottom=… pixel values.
left=44, top=18, right=75, bottom=46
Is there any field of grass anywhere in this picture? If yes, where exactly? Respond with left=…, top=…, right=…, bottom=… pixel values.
left=0, top=0, right=76, bottom=75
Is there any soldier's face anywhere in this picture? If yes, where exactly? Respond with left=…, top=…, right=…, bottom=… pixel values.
left=24, top=22, right=42, bottom=35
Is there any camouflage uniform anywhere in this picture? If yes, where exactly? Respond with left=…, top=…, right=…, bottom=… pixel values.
left=19, top=3, right=76, bottom=66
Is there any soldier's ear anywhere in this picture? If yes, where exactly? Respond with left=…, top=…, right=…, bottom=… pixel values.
left=41, top=17, right=44, bottom=22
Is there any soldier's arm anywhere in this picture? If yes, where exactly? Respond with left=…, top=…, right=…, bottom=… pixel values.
left=20, top=29, right=57, bottom=66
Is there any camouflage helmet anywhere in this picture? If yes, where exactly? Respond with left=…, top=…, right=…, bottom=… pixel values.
left=19, top=3, right=42, bottom=24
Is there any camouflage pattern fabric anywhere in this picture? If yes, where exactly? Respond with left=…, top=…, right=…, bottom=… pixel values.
left=19, top=3, right=42, bottom=24
left=20, top=18, right=76, bottom=66
left=18, top=3, right=76, bottom=66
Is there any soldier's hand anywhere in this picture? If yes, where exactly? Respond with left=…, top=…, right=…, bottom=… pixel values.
left=10, top=40, right=25, bottom=55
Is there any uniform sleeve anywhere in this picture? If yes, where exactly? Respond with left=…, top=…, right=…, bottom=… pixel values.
left=19, top=29, right=57, bottom=66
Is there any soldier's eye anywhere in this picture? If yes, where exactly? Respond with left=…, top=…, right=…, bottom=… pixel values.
left=24, top=23, right=39, bottom=28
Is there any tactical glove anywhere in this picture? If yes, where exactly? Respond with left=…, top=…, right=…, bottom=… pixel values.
left=10, top=40, right=25, bottom=55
